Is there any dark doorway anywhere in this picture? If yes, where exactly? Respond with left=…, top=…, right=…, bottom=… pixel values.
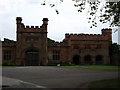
left=25, top=49, right=39, bottom=66
left=72, top=55, right=80, bottom=65
left=96, top=55, right=103, bottom=64
left=84, top=55, right=93, bottom=64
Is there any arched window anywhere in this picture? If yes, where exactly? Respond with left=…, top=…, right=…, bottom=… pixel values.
left=72, top=55, right=80, bottom=65
left=96, top=55, right=103, bottom=64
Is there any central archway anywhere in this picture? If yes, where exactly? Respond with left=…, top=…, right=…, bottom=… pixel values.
left=25, top=49, right=39, bottom=66
left=72, top=55, right=80, bottom=65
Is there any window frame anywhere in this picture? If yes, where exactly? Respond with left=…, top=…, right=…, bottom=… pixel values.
left=52, top=50, right=60, bottom=60
left=3, top=50, right=11, bottom=60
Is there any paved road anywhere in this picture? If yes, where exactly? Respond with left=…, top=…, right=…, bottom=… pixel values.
left=2, top=66, right=119, bottom=88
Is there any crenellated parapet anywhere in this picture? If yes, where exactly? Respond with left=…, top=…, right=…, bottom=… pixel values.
left=25, top=25, right=43, bottom=29
left=102, top=28, right=112, bottom=41
left=16, top=17, right=48, bottom=33
left=25, top=26, right=42, bottom=28
left=21, top=25, right=44, bottom=33
left=65, top=28, right=112, bottom=41
left=102, top=28, right=112, bottom=34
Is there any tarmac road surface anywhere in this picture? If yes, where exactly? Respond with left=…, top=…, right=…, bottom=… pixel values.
left=2, top=66, right=119, bottom=88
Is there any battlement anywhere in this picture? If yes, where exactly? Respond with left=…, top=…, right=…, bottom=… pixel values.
left=65, top=28, right=112, bottom=41
left=65, top=33, right=101, bottom=36
left=65, top=33, right=103, bottom=39
left=25, top=25, right=43, bottom=29
left=16, top=17, right=48, bottom=33
left=102, top=28, right=112, bottom=35
left=16, top=25, right=44, bottom=33
left=102, top=28, right=112, bottom=31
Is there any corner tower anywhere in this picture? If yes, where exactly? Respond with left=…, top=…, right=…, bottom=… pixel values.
left=16, top=17, right=48, bottom=66
left=102, top=28, right=112, bottom=42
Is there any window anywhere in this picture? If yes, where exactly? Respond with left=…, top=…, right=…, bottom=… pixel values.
left=53, top=50, right=60, bottom=60
left=73, top=45, right=79, bottom=49
left=3, top=50, right=11, bottom=60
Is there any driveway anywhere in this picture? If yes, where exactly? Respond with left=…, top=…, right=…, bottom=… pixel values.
left=2, top=66, right=119, bottom=88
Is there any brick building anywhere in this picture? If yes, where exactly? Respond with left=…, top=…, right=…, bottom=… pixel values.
left=2, top=17, right=112, bottom=66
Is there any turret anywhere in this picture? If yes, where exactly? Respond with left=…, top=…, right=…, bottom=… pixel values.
left=16, top=17, right=24, bottom=29
left=42, top=18, right=49, bottom=25
left=102, top=28, right=112, bottom=42
left=102, top=28, right=112, bottom=35
left=16, top=17, right=22, bottom=24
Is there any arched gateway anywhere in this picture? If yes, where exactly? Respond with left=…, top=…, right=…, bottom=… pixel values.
left=25, top=49, right=39, bottom=66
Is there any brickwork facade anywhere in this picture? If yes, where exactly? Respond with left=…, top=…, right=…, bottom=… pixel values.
left=2, top=17, right=113, bottom=65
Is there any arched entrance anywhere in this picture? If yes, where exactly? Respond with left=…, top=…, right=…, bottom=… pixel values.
left=96, top=55, right=103, bottom=64
left=72, top=55, right=80, bottom=65
left=25, top=49, right=39, bottom=66
left=84, top=55, right=93, bottom=64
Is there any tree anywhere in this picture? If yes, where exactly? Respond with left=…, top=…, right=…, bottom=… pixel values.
left=41, top=0, right=120, bottom=28
left=110, top=43, right=120, bottom=54
left=73, top=0, right=120, bottom=28
left=47, top=38, right=55, bottom=43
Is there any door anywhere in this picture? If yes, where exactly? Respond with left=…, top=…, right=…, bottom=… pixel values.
left=72, top=55, right=80, bottom=65
left=25, top=50, right=39, bottom=66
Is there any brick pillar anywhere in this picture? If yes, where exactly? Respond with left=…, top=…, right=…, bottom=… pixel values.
left=68, top=47, right=72, bottom=64
left=104, top=56, right=110, bottom=64
left=80, top=56, right=84, bottom=64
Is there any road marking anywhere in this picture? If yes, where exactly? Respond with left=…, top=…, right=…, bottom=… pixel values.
left=18, top=80, right=46, bottom=88
left=2, top=76, right=50, bottom=89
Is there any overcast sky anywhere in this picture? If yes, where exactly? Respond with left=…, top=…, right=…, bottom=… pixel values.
left=0, top=0, right=119, bottom=43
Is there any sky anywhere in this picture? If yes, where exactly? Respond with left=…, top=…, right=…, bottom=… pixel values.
left=0, top=0, right=119, bottom=43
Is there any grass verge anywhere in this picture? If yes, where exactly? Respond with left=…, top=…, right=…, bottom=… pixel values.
left=87, top=78, right=120, bottom=88
left=55, top=65, right=120, bottom=70
left=0, top=66, right=16, bottom=68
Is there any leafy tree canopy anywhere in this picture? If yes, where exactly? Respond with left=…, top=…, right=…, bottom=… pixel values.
left=41, top=0, right=120, bottom=28
left=110, top=43, right=120, bottom=54
left=47, top=38, right=55, bottom=42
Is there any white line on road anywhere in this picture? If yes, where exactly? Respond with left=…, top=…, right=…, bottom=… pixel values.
left=2, top=76, right=50, bottom=89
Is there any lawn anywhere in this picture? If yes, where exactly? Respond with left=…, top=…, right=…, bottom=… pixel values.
left=1, top=65, right=120, bottom=70
left=55, top=65, right=120, bottom=70
left=0, top=66, right=16, bottom=68
left=87, top=78, right=120, bottom=88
